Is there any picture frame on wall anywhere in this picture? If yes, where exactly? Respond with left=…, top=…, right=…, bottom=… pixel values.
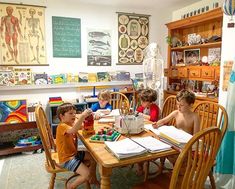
left=184, top=49, right=200, bottom=65
left=0, top=99, right=28, bottom=124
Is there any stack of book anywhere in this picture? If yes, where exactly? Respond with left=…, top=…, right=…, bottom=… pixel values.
left=49, top=97, right=63, bottom=105
left=104, top=136, right=171, bottom=159
left=145, top=125, right=193, bottom=149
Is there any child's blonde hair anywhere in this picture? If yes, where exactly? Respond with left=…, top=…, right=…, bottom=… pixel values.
left=176, top=89, right=196, bottom=105
left=98, top=90, right=111, bottom=101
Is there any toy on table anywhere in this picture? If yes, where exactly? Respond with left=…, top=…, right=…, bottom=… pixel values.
left=90, top=127, right=121, bottom=143
left=82, top=114, right=95, bottom=135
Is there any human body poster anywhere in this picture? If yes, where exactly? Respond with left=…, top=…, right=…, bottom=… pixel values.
left=0, top=3, right=47, bottom=66
left=87, top=29, right=111, bottom=66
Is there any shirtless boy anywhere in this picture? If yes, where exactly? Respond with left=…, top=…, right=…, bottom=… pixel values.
left=153, top=89, right=200, bottom=135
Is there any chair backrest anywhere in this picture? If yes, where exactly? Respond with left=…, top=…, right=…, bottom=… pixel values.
left=110, top=91, right=130, bottom=111
left=170, top=127, right=222, bottom=189
left=161, top=95, right=177, bottom=125
left=192, top=101, right=228, bottom=141
left=35, top=105, right=58, bottom=170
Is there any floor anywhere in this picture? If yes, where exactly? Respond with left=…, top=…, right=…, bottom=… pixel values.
left=0, top=151, right=213, bottom=189
left=0, top=151, right=153, bottom=189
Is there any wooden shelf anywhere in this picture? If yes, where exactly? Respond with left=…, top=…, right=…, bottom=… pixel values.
left=0, top=145, right=42, bottom=156
left=0, top=81, right=132, bottom=91
left=0, top=121, right=41, bottom=156
left=164, top=90, right=218, bottom=103
left=0, top=121, right=37, bottom=132
left=171, top=41, right=221, bottom=51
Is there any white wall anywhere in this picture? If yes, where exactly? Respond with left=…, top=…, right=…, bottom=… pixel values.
left=219, top=14, right=235, bottom=107
left=0, top=0, right=172, bottom=106
left=172, top=0, right=223, bottom=21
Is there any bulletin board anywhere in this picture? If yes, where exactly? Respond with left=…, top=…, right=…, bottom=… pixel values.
left=52, top=16, right=81, bottom=58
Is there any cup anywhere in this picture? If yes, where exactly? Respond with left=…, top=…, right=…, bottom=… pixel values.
left=78, top=95, right=84, bottom=103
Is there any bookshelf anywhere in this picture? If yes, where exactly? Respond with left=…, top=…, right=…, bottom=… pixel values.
left=0, top=122, right=42, bottom=156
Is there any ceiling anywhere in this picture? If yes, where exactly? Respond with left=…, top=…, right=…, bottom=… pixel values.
left=77, top=0, right=202, bottom=10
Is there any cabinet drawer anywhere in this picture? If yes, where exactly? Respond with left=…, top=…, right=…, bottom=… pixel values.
left=215, top=67, right=220, bottom=80
left=201, top=68, right=214, bottom=79
left=170, top=68, right=178, bottom=77
left=189, top=68, right=201, bottom=78
left=177, top=67, right=188, bottom=78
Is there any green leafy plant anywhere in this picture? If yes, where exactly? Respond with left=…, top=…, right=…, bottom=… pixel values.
left=166, top=36, right=172, bottom=46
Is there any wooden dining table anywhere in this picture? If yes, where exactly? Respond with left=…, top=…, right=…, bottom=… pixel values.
left=78, top=121, right=178, bottom=189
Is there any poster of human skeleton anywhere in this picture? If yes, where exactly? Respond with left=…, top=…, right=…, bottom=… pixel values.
left=117, top=12, right=149, bottom=65
left=0, top=3, right=47, bottom=66
left=87, top=29, right=111, bottom=66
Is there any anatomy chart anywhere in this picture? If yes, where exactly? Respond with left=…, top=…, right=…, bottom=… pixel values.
left=0, top=3, right=47, bottom=66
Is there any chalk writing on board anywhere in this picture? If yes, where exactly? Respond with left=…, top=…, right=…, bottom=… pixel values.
left=52, top=16, right=81, bottom=58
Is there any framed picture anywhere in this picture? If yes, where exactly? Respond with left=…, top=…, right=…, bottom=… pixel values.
left=0, top=99, right=28, bottom=124
left=184, top=49, right=200, bottom=64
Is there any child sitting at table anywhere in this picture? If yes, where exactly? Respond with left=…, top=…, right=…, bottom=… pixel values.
left=136, top=88, right=160, bottom=175
left=56, top=103, right=99, bottom=189
left=91, top=89, right=112, bottom=119
left=136, top=88, right=160, bottom=122
left=153, top=89, right=200, bottom=135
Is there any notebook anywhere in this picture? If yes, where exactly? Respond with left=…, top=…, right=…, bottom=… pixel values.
left=105, top=138, right=147, bottom=159
left=144, top=124, right=193, bottom=149
left=131, top=136, right=172, bottom=153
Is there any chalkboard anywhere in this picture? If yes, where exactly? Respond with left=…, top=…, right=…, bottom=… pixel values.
left=52, top=16, right=81, bottom=58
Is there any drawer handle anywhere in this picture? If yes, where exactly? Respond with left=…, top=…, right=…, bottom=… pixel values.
left=193, top=73, right=195, bottom=76
left=205, top=72, right=208, bottom=75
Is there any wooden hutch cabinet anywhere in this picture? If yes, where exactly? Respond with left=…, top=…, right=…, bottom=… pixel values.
left=164, top=8, right=223, bottom=106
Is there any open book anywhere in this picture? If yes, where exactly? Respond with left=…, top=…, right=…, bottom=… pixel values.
left=145, top=124, right=193, bottom=148
left=105, top=138, right=147, bottom=159
left=105, top=136, right=171, bottom=159
left=98, top=109, right=120, bottom=123
left=131, top=136, right=172, bottom=153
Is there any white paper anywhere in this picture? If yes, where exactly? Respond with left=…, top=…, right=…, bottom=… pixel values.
left=98, top=117, right=115, bottom=123
left=105, top=138, right=147, bottom=159
left=132, top=136, right=171, bottom=152
left=158, top=126, right=192, bottom=143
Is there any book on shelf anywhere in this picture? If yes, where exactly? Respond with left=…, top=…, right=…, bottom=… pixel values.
left=14, top=68, right=32, bottom=85
left=97, top=72, right=110, bottom=82
left=33, top=73, right=48, bottom=85
left=88, top=73, right=97, bottom=82
left=105, top=138, right=147, bottom=159
left=144, top=124, right=193, bottom=149
left=0, top=70, right=14, bottom=86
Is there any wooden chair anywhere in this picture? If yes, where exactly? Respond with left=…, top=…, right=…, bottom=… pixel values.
left=134, top=127, right=222, bottom=189
left=35, top=105, right=81, bottom=189
left=110, top=91, right=130, bottom=111
left=192, top=101, right=228, bottom=189
left=144, top=95, right=177, bottom=181
left=161, top=95, right=177, bottom=126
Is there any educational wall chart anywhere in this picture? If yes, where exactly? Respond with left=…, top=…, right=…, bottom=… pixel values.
left=117, top=12, right=150, bottom=65
left=52, top=16, right=81, bottom=58
left=87, top=29, right=111, bottom=66
left=0, top=3, right=47, bottom=65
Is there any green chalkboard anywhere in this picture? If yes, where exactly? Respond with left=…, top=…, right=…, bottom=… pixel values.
left=52, top=16, right=81, bottom=58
